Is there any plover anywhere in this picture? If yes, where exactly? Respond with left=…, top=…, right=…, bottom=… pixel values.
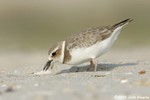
left=43, top=18, right=133, bottom=71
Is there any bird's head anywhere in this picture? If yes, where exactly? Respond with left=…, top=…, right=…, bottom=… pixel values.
left=43, top=41, right=65, bottom=71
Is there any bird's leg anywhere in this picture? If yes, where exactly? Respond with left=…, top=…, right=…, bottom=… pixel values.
left=87, top=58, right=97, bottom=71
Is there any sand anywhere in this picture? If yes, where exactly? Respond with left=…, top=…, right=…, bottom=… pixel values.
left=0, top=48, right=150, bottom=100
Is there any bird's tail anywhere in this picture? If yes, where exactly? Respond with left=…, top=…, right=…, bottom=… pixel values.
left=110, top=18, right=133, bottom=30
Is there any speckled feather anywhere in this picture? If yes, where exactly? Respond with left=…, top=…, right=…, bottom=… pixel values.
left=65, top=18, right=133, bottom=50
left=65, top=26, right=112, bottom=50
left=44, top=18, right=133, bottom=70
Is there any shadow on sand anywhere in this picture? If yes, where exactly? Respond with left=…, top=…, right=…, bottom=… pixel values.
left=56, top=62, right=138, bottom=75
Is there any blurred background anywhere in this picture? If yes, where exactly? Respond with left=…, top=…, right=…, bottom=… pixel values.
left=0, top=0, right=150, bottom=70
left=0, top=1, right=150, bottom=99
left=0, top=0, right=150, bottom=52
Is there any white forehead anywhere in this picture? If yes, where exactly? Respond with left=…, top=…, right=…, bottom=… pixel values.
left=52, top=47, right=59, bottom=53
left=48, top=44, right=59, bottom=55
left=48, top=41, right=65, bottom=55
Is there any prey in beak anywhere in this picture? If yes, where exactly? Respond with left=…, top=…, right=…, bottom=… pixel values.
left=43, top=60, right=53, bottom=71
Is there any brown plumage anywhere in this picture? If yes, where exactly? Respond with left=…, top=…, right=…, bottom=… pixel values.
left=44, top=18, right=133, bottom=71
left=65, top=18, right=133, bottom=50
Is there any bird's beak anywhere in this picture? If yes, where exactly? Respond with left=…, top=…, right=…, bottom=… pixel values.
left=43, top=60, right=53, bottom=71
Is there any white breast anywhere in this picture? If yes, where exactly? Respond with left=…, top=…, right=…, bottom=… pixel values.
left=67, top=26, right=123, bottom=65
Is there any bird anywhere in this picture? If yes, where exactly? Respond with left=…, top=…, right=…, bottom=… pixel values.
left=43, top=18, right=133, bottom=72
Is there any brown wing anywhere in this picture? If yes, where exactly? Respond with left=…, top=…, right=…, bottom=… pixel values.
left=65, top=18, right=133, bottom=50
left=65, top=26, right=112, bottom=50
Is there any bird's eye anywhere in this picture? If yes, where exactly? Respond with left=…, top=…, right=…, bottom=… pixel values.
left=52, top=52, right=56, bottom=57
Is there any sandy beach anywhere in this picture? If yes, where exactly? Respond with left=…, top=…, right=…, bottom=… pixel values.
left=0, top=1, right=150, bottom=100
left=0, top=48, right=150, bottom=100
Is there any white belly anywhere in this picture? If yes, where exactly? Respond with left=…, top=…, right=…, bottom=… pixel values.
left=67, top=27, right=123, bottom=65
